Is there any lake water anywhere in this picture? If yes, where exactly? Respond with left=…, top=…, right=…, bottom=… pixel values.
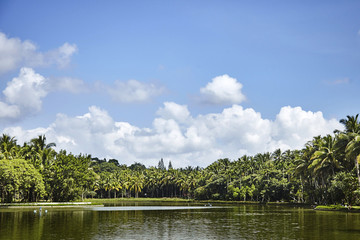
left=1, top=202, right=360, bottom=239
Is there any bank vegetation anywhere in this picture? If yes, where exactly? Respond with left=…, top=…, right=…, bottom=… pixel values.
left=1, top=114, right=360, bottom=206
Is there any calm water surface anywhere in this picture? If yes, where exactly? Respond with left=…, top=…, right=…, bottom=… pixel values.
left=1, top=202, right=360, bottom=240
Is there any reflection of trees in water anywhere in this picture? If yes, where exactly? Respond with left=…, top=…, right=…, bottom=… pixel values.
left=0, top=210, right=101, bottom=239
left=41, top=210, right=96, bottom=239
left=0, top=211, right=46, bottom=239
left=2, top=206, right=360, bottom=239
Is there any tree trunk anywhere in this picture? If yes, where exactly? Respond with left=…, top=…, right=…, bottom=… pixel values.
left=300, top=175, right=304, bottom=203
left=356, top=155, right=360, bottom=188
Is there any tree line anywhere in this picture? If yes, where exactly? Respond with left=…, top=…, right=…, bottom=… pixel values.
left=1, top=114, right=360, bottom=205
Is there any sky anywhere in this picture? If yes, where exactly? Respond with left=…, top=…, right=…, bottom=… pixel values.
left=0, top=1, right=359, bottom=168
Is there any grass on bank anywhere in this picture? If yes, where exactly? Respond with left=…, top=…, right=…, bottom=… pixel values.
left=0, top=202, right=101, bottom=207
left=86, top=198, right=312, bottom=207
left=87, top=197, right=195, bottom=204
left=315, top=205, right=360, bottom=211
left=3, top=198, right=360, bottom=210
left=1, top=197, right=311, bottom=205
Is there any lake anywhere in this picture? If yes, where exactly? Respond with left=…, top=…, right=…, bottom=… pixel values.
left=1, top=202, right=360, bottom=239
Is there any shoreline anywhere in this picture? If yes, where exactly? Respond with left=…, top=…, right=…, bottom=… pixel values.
left=1, top=198, right=311, bottom=208
left=0, top=202, right=102, bottom=208
left=314, top=205, right=360, bottom=212
left=3, top=198, right=359, bottom=212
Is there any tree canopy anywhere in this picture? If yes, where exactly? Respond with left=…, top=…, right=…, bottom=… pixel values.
left=1, top=113, right=360, bottom=205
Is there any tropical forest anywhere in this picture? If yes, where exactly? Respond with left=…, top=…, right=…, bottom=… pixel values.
left=1, top=114, right=360, bottom=206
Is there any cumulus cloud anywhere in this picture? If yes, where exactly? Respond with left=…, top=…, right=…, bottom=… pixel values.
left=156, top=102, right=191, bottom=124
left=0, top=102, right=20, bottom=119
left=200, top=74, right=246, bottom=105
left=3, top=126, right=50, bottom=146
left=0, top=32, right=77, bottom=74
left=3, top=67, right=47, bottom=113
left=0, top=68, right=48, bottom=121
left=272, top=106, right=340, bottom=149
left=0, top=32, right=35, bottom=75
left=107, top=79, right=165, bottom=103
left=2, top=103, right=343, bottom=168
left=0, top=68, right=87, bottom=122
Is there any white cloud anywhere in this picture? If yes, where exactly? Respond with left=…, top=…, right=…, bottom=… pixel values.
left=49, top=77, right=88, bottom=93
left=3, top=126, right=50, bottom=146
left=0, top=102, right=20, bottom=119
left=272, top=106, right=340, bottom=150
left=0, top=32, right=77, bottom=74
left=0, top=68, right=87, bottom=122
left=0, top=32, right=35, bottom=75
left=2, top=104, right=343, bottom=168
left=193, top=105, right=273, bottom=154
left=3, top=67, right=47, bottom=113
left=156, top=102, right=191, bottom=124
left=48, top=42, right=78, bottom=68
left=200, top=74, right=246, bottom=105
left=107, top=79, right=164, bottom=103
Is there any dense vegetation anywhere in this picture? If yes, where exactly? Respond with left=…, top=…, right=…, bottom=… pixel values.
left=1, top=114, right=360, bottom=205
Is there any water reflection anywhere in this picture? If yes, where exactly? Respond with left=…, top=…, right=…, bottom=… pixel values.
left=1, top=204, right=360, bottom=239
left=92, top=206, right=222, bottom=211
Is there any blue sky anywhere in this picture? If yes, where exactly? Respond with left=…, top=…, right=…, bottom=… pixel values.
left=0, top=1, right=359, bottom=167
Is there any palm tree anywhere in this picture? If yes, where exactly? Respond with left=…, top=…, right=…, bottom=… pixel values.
left=30, top=135, right=56, bottom=150
left=272, top=149, right=287, bottom=181
left=103, top=174, right=114, bottom=198
left=30, top=135, right=56, bottom=171
left=130, top=171, right=144, bottom=198
left=294, top=147, right=312, bottom=203
left=176, top=172, right=188, bottom=197
left=253, top=153, right=271, bottom=171
left=309, top=135, right=341, bottom=177
left=144, top=167, right=160, bottom=197
left=339, top=114, right=360, bottom=134
left=335, top=114, right=360, bottom=187
left=112, top=171, right=122, bottom=199
left=338, top=133, right=360, bottom=187
left=187, top=171, right=199, bottom=198
left=0, top=134, right=18, bottom=160
left=238, top=155, right=254, bottom=176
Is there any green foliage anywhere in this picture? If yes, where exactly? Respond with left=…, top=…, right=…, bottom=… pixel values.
left=129, top=162, right=146, bottom=171
left=92, top=160, right=119, bottom=173
left=0, top=134, right=18, bottom=160
left=108, top=159, right=120, bottom=166
left=0, top=159, right=45, bottom=203
left=1, top=114, right=360, bottom=205
left=48, top=151, right=96, bottom=202
left=329, top=171, right=358, bottom=205
left=194, top=186, right=207, bottom=200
